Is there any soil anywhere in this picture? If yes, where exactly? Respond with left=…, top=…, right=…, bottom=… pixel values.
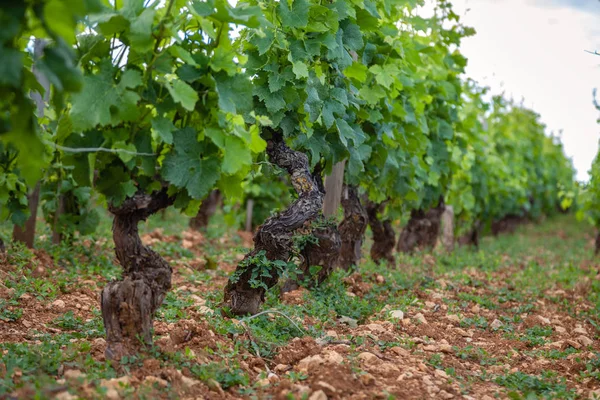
left=1, top=216, right=599, bottom=400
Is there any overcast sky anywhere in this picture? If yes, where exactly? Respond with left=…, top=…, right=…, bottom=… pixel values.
left=443, top=0, right=600, bottom=181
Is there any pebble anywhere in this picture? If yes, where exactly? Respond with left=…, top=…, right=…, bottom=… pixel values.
left=577, top=336, right=593, bottom=347
left=308, top=390, right=328, bottom=400
left=537, top=315, right=551, bottom=325
left=360, top=372, right=376, bottom=386
left=52, top=299, right=66, bottom=309
left=573, top=327, right=588, bottom=335
left=555, top=326, right=566, bottom=334
left=490, top=319, right=503, bottom=330
left=414, top=313, right=428, bottom=324
left=389, top=310, right=404, bottom=320
left=357, top=352, right=381, bottom=366
left=143, top=376, right=168, bottom=388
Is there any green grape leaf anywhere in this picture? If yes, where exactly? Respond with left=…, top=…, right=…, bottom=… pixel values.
left=70, top=63, right=142, bottom=130
left=161, top=128, right=220, bottom=199
left=222, top=136, right=252, bottom=175
left=163, top=79, right=199, bottom=111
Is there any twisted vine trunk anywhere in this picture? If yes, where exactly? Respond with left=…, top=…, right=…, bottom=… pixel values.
left=224, top=137, right=324, bottom=315
left=337, top=185, right=368, bottom=270
left=12, top=183, right=40, bottom=249
left=491, top=214, right=525, bottom=236
left=283, top=221, right=341, bottom=293
left=366, top=201, right=395, bottom=265
left=458, top=221, right=481, bottom=248
left=101, top=190, right=174, bottom=360
left=189, top=190, right=222, bottom=230
left=397, top=201, right=445, bottom=253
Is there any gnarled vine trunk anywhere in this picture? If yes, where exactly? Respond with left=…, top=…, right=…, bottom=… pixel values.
left=458, top=221, right=481, bottom=248
left=397, top=201, right=445, bottom=253
left=283, top=221, right=341, bottom=293
left=491, top=214, right=526, bottom=236
left=12, top=183, right=41, bottom=249
left=224, top=136, right=324, bottom=315
left=337, top=185, right=368, bottom=270
left=189, top=190, right=221, bottom=230
left=101, top=190, right=174, bottom=360
left=366, top=201, right=395, bottom=265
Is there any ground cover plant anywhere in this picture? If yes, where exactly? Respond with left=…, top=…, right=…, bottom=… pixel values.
left=1, top=212, right=600, bottom=399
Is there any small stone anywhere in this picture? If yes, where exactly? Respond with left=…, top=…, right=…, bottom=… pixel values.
left=143, top=376, right=168, bottom=388
left=376, top=275, right=385, bottom=284
left=390, top=346, right=409, bottom=357
left=577, top=336, right=594, bottom=347
left=181, top=375, right=200, bottom=388
left=573, top=327, right=588, bottom=335
left=360, top=373, right=376, bottom=386
left=274, top=364, right=290, bottom=373
left=439, top=344, right=453, bottom=353
left=325, top=330, right=338, bottom=339
left=365, top=323, right=386, bottom=334
left=414, top=313, right=428, bottom=324
left=439, top=390, right=454, bottom=399
left=389, top=310, right=405, bottom=320
left=308, top=390, right=328, bottom=400
left=198, top=306, right=213, bottom=315
left=75, top=303, right=82, bottom=309
left=455, top=328, right=472, bottom=337
left=54, top=392, right=77, bottom=400
left=268, top=373, right=279, bottom=382
left=64, top=369, right=86, bottom=382
left=93, top=338, right=106, bottom=347
left=423, top=345, right=438, bottom=352
left=206, top=378, right=225, bottom=395
left=22, top=320, right=32, bottom=328
left=52, top=299, right=66, bottom=309
left=565, top=340, right=582, bottom=349
left=490, top=319, right=503, bottom=330
left=446, top=314, right=461, bottom=323
left=471, top=305, right=480, bottom=313
left=189, top=295, right=206, bottom=306
left=555, top=326, right=566, bottom=334
left=316, top=381, right=337, bottom=394
left=547, top=341, right=564, bottom=349
left=105, top=388, right=120, bottom=400
left=434, top=369, right=448, bottom=379
left=422, top=375, right=435, bottom=386
left=357, top=352, right=381, bottom=366
left=537, top=315, right=551, bottom=325
left=323, top=350, right=343, bottom=364
left=297, top=355, right=325, bottom=372
left=425, top=301, right=436, bottom=309
left=256, top=378, right=270, bottom=387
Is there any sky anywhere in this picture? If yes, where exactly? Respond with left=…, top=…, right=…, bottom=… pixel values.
left=439, top=0, right=600, bottom=181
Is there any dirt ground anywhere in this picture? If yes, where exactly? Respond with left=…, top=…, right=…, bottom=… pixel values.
left=0, top=214, right=599, bottom=399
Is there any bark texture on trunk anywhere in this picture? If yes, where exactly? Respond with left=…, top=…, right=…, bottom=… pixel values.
left=51, top=195, right=65, bottom=245
left=397, top=202, right=445, bottom=254
left=458, top=221, right=481, bottom=248
left=101, top=190, right=174, bottom=360
left=366, top=201, right=396, bottom=265
left=491, top=214, right=525, bottom=236
left=12, top=183, right=41, bottom=249
left=0, top=238, right=5, bottom=255
left=189, top=190, right=221, bottom=230
left=224, top=137, right=324, bottom=315
left=337, top=185, right=368, bottom=270
left=595, top=231, right=600, bottom=256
